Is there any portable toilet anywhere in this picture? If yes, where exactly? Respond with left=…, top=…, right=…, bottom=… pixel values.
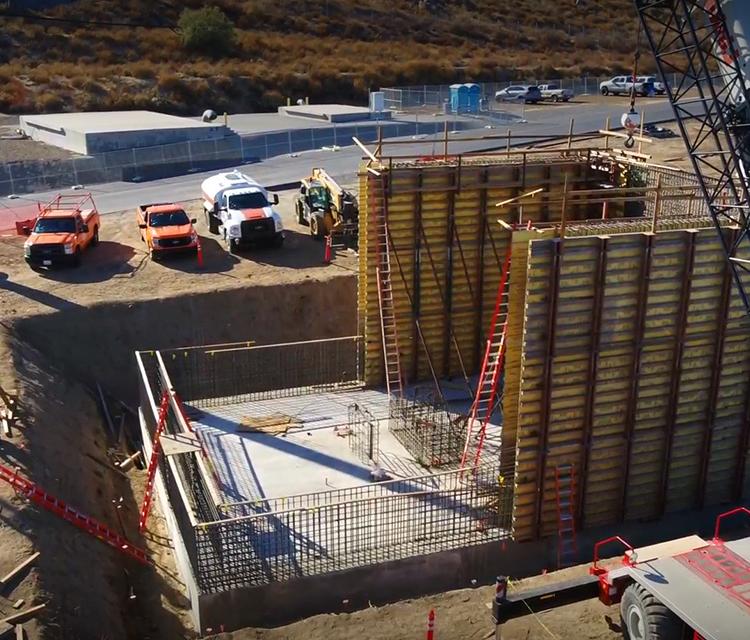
left=450, top=84, right=469, bottom=113
left=466, top=83, right=481, bottom=113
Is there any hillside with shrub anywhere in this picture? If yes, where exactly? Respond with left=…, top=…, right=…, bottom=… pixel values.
left=0, top=0, right=644, bottom=114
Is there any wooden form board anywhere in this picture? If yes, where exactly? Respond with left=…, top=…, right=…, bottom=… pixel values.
left=358, top=153, right=612, bottom=387
left=509, top=228, right=750, bottom=541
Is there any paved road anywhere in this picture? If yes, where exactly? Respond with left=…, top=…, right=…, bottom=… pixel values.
left=5, top=98, right=675, bottom=215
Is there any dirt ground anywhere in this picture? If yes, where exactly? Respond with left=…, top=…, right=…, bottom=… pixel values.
left=0, top=190, right=356, bottom=320
left=217, top=564, right=622, bottom=640
left=0, top=325, right=194, bottom=639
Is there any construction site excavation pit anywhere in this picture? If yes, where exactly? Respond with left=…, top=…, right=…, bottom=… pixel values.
left=128, top=145, right=750, bottom=635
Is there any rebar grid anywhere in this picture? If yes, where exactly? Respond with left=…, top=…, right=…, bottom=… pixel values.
left=194, top=462, right=513, bottom=592
left=348, top=403, right=380, bottom=465
left=160, top=337, right=363, bottom=408
left=388, top=395, right=468, bottom=468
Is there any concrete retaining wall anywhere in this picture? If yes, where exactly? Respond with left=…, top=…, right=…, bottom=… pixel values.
left=0, top=120, right=478, bottom=196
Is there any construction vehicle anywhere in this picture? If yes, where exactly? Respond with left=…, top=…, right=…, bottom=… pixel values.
left=493, top=508, right=750, bottom=640
left=22, top=193, right=100, bottom=268
left=201, top=171, right=284, bottom=253
left=295, top=167, right=358, bottom=240
left=136, top=203, right=199, bottom=260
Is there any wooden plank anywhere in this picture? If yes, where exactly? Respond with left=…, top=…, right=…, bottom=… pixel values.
left=0, top=604, right=45, bottom=626
left=14, top=624, right=22, bottom=640
left=0, top=554, right=39, bottom=588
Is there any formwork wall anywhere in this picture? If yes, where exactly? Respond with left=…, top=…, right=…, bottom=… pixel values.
left=507, top=228, right=750, bottom=541
left=358, top=152, right=614, bottom=387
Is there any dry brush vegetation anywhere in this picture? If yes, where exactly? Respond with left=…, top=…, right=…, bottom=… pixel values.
left=0, top=0, right=646, bottom=114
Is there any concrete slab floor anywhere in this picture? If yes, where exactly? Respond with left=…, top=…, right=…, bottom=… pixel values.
left=189, top=385, right=501, bottom=506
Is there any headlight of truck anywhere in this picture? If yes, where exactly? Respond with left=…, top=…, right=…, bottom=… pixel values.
left=229, top=225, right=241, bottom=238
left=64, top=243, right=74, bottom=255
left=152, top=238, right=161, bottom=247
left=23, top=242, right=31, bottom=257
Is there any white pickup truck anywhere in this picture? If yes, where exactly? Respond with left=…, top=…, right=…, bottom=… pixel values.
left=201, top=171, right=284, bottom=253
left=538, top=84, right=574, bottom=102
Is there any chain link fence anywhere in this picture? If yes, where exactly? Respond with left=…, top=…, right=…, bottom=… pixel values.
left=379, top=74, right=685, bottom=112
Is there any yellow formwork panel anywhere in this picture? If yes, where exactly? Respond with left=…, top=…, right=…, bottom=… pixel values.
left=510, top=228, right=750, bottom=541
left=359, top=157, right=612, bottom=388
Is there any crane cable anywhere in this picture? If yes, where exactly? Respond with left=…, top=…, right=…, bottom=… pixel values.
left=625, top=19, right=644, bottom=149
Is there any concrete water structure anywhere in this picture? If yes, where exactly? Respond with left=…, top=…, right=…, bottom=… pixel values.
left=19, top=110, right=229, bottom=154
left=135, top=142, right=750, bottom=635
left=277, top=103, right=392, bottom=123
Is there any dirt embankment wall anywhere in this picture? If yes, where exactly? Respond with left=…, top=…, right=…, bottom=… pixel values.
left=9, top=275, right=357, bottom=405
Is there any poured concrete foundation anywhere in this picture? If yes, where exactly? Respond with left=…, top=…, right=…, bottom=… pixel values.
left=20, top=110, right=228, bottom=154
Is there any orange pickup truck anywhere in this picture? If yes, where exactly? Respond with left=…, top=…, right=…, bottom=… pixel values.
left=23, top=193, right=100, bottom=268
left=137, top=203, right=198, bottom=259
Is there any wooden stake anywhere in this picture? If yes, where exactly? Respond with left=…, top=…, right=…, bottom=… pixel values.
left=604, top=116, right=610, bottom=150
left=14, top=624, right=22, bottom=640
left=443, top=120, right=449, bottom=159
left=351, top=137, right=378, bottom=163
left=567, top=118, right=575, bottom=153
left=118, top=451, right=143, bottom=472
left=11, top=601, right=24, bottom=610
left=638, top=109, right=645, bottom=155
left=375, top=126, right=383, bottom=160
left=560, top=174, right=569, bottom=238
left=0, top=553, right=40, bottom=587
left=96, top=384, right=115, bottom=439
left=506, top=128, right=511, bottom=157
left=0, top=604, right=45, bottom=626
left=652, top=175, right=663, bottom=233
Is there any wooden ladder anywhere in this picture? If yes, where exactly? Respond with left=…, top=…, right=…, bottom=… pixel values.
left=0, top=463, right=148, bottom=564
left=460, top=244, right=512, bottom=471
left=372, top=175, right=403, bottom=397
left=138, top=391, right=170, bottom=532
left=555, top=463, right=578, bottom=568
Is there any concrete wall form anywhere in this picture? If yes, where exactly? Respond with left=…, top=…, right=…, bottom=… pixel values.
left=0, top=120, right=478, bottom=196
left=508, top=228, right=750, bottom=541
left=358, top=151, right=617, bottom=389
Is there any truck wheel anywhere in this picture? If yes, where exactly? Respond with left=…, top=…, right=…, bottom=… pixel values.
left=601, top=86, right=609, bottom=96
left=552, top=95, right=559, bottom=103
left=91, top=227, right=99, bottom=247
left=296, top=202, right=307, bottom=226
left=272, top=233, right=284, bottom=248
left=310, top=216, right=324, bottom=240
left=72, top=249, right=82, bottom=267
left=206, top=209, right=219, bottom=235
left=224, top=232, right=239, bottom=254
left=620, top=583, right=682, bottom=640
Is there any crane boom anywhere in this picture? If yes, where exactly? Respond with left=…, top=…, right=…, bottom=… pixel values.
left=634, top=0, right=750, bottom=314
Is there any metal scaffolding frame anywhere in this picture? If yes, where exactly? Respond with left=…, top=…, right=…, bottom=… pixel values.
left=635, top=0, right=750, bottom=314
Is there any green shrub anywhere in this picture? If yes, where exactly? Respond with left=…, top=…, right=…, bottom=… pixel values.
left=178, top=6, right=235, bottom=55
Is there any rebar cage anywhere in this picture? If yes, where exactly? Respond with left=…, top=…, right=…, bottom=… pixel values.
left=388, top=393, right=468, bottom=468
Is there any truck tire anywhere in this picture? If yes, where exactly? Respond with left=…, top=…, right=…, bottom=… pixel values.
left=72, top=249, right=82, bottom=267
left=620, top=583, right=682, bottom=640
left=224, top=232, right=239, bottom=254
left=310, top=216, right=324, bottom=240
left=552, top=95, right=559, bottom=103
left=206, top=209, right=219, bottom=235
left=91, top=226, right=99, bottom=247
left=296, top=201, right=307, bottom=226
left=272, top=233, right=284, bottom=248
left=601, top=86, right=609, bottom=96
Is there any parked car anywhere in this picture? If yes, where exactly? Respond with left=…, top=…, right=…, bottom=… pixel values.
left=494, top=85, right=543, bottom=104
left=637, top=75, right=666, bottom=95
left=599, top=76, right=655, bottom=96
left=538, top=84, right=574, bottom=102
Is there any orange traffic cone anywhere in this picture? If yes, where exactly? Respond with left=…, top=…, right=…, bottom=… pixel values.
left=426, top=609, right=435, bottom=640
left=196, top=241, right=204, bottom=269
left=323, top=234, right=332, bottom=264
